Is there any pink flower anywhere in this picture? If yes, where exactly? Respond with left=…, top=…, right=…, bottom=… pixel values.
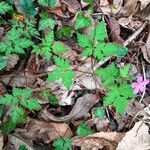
left=131, top=75, right=149, bottom=94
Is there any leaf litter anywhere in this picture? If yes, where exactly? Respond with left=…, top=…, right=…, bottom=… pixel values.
left=0, top=0, right=150, bottom=149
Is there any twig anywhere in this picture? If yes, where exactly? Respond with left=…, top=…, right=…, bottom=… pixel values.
left=123, top=21, right=148, bottom=47
left=139, top=62, right=146, bottom=103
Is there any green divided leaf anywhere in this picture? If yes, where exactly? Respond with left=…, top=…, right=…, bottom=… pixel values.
left=10, top=106, right=25, bottom=123
left=52, top=42, right=67, bottom=54
left=83, top=0, right=94, bottom=4
left=49, top=95, right=59, bottom=105
left=19, top=0, right=37, bottom=16
left=39, top=13, right=56, bottom=31
left=47, top=57, right=74, bottom=89
left=38, top=0, right=56, bottom=7
left=0, top=94, right=18, bottom=105
left=12, top=88, right=32, bottom=99
left=32, top=31, right=54, bottom=60
left=18, top=145, right=28, bottom=150
left=82, top=47, right=93, bottom=57
left=53, top=137, right=72, bottom=150
left=0, top=27, right=33, bottom=55
left=0, top=57, right=7, bottom=70
left=56, top=25, right=74, bottom=38
left=104, top=84, right=135, bottom=115
left=75, top=12, right=91, bottom=30
left=0, top=106, right=25, bottom=134
left=119, top=64, right=131, bottom=78
left=21, top=98, right=41, bottom=110
left=0, top=1, right=12, bottom=15
left=77, top=33, right=92, bottom=48
left=95, top=63, right=119, bottom=86
left=76, top=122, right=94, bottom=136
left=92, top=107, right=105, bottom=119
left=95, top=21, right=107, bottom=42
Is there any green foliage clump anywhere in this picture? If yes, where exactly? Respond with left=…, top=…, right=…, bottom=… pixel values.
left=75, top=12, right=92, bottom=30
left=47, top=56, right=74, bottom=89
left=0, top=18, right=39, bottom=55
left=19, top=0, right=37, bottom=16
left=96, top=63, right=135, bottom=114
left=77, top=20, right=128, bottom=60
left=32, top=31, right=67, bottom=60
left=53, top=137, right=72, bottom=150
left=76, top=122, right=94, bottom=136
left=0, top=1, right=12, bottom=15
left=0, top=88, right=41, bottom=133
left=38, top=0, right=56, bottom=7
left=39, top=12, right=56, bottom=31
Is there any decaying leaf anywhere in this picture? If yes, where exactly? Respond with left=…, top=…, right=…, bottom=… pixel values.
left=117, top=121, right=150, bottom=150
left=62, top=0, right=80, bottom=13
left=4, top=54, right=19, bottom=71
left=86, top=118, right=110, bottom=132
left=72, top=131, right=125, bottom=150
left=9, top=134, right=34, bottom=150
left=24, top=119, right=73, bottom=143
left=40, top=93, right=100, bottom=122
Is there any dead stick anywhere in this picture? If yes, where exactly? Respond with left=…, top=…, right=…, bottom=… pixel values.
left=123, top=21, right=148, bottom=47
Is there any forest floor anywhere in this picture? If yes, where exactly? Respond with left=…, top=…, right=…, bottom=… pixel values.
left=0, top=0, right=150, bottom=150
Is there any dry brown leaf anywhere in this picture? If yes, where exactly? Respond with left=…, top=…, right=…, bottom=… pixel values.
left=1, top=72, right=37, bottom=87
left=24, top=119, right=72, bottom=143
left=117, top=121, right=150, bottom=150
left=72, top=132, right=125, bottom=150
left=86, top=118, right=110, bottom=132
left=5, top=54, right=19, bottom=71
left=62, top=0, right=80, bottom=13
left=100, top=0, right=109, bottom=6
left=139, top=0, right=150, bottom=10
left=9, top=135, right=34, bottom=150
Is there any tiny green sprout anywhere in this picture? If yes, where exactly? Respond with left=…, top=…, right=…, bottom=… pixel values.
left=76, top=122, right=94, bottom=136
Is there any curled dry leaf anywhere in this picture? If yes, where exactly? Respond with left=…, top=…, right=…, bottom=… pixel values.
left=72, top=132, right=125, bottom=150
left=4, top=54, right=19, bottom=71
left=24, top=119, right=72, bottom=143
left=40, top=93, right=100, bottom=122
left=9, top=135, right=34, bottom=150
left=117, top=121, right=150, bottom=150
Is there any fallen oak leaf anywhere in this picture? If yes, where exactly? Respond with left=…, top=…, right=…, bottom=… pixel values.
left=40, top=93, right=100, bottom=122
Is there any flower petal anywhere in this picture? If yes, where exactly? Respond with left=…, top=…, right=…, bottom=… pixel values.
left=139, top=85, right=146, bottom=92
left=133, top=87, right=140, bottom=94
left=142, top=79, right=150, bottom=86
left=131, top=82, right=139, bottom=88
left=137, top=76, right=143, bottom=83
